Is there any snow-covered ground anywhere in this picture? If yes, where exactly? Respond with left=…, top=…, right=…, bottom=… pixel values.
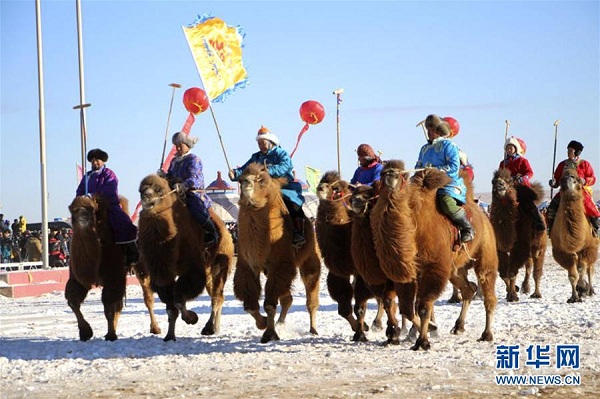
left=1, top=245, right=599, bottom=399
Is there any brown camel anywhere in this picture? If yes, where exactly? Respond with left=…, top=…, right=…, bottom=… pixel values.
left=349, top=183, right=409, bottom=344
left=67, top=195, right=160, bottom=341
left=371, top=160, right=498, bottom=350
left=137, top=174, right=234, bottom=341
left=233, top=163, right=321, bottom=343
left=550, top=167, right=598, bottom=303
left=490, top=168, right=547, bottom=301
left=315, top=171, right=384, bottom=342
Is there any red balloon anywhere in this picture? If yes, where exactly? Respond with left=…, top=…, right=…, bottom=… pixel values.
left=443, top=116, right=460, bottom=137
left=183, top=87, right=209, bottom=115
left=299, top=100, right=325, bottom=125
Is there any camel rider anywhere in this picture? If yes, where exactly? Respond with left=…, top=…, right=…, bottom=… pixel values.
left=415, top=114, right=475, bottom=242
left=350, top=144, right=383, bottom=186
left=228, top=126, right=307, bottom=248
left=498, top=137, right=546, bottom=232
left=164, top=132, right=219, bottom=246
left=547, top=140, right=600, bottom=235
left=76, top=148, right=139, bottom=266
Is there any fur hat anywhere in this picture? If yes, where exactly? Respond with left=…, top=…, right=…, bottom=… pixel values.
left=435, top=121, right=452, bottom=137
left=504, top=136, right=524, bottom=156
left=172, top=132, right=198, bottom=148
left=567, top=140, right=584, bottom=156
left=87, top=148, right=108, bottom=162
left=255, top=125, right=279, bottom=146
left=424, top=114, right=443, bottom=130
left=356, top=144, right=376, bottom=159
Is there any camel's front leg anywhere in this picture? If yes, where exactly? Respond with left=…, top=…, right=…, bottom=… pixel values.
left=412, top=303, right=434, bottom=351
left=135, top=265, right=161, bottom=335
left=65, top=277, right=93, bottom=341
left=567, top=265, right=581, bottom=303
left=233, top=261, right=267, bottom=330
left=450, top=273, right=477, bottom=334
left=276, top=291, right=293, bottom=325
left=382, top=286, right=402, bottom=345
left=164, top=304, right=180, bottom=342
left=102, top=297, right=123, bottom=341
left=299, top=254, right=321, bottom=336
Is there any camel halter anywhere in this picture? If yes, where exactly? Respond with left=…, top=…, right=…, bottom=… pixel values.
left=326, top=180, right=352, bottom=209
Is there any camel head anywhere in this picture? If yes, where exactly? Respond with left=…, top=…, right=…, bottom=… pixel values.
left=559, top=167, right=584, bottom=199
left=316, top=170, right=350, bottom=201
left=69, top=195, right=99, bottom=230
left=139, top=174, right=175, bottom=212
left=238, top=163, right=286, bottom=209
left=350, top=184, right=378, bottom=217
left=380, top=160, right=407, bottom=192
left=492, top=168, right=514, bottom=199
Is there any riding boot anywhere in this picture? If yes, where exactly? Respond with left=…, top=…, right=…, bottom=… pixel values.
left=203, top=218, right=220, bottom=247
left=546, top=196, right=559, bottom=234
left=530, top=206, right=546, bottom=232
left=590, top=217, right=600, bottom=237
left=449, top=208, right=475, bottom=243
left=120, top=241, right=139, bottom=268
left=546, top=216, right=554, bottom=235
left=292, top=216, right=306, bottom=248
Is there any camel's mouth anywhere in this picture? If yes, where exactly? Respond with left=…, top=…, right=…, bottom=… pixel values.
left=140, top=190, right=159, bottom=210
left=240, top=180, right=257, bottom=206
left=315, top=184, right=329, bottom=200
left=72, top=208, right=93, bottom=228
left=350, top=196, right=368, bottom=215
left=493, top=179, right=510, bottom=197
left=560, top=174, right=580, bottom=192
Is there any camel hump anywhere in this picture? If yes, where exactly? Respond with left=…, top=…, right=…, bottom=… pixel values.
left=411, top=168, right=451, bottom=191
left=119, top=195, right=130, bottom=215
left=516, top=183, right=544, bottom=205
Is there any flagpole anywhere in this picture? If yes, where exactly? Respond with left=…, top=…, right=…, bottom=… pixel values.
left=74, top=0, right=89, bottom=193
left=160, top=83, right=182, bottom=170
left=333, top=88, right=344, bottom=175
left=35, top=0, right=49, bottom=269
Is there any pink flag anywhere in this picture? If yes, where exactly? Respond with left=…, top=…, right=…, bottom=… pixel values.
left=131, top=200, right=143, bottom=224
left=76, top=163, right=83, bottom=183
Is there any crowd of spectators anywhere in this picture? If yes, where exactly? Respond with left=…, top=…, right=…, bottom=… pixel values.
left=0, top=214, right=72, bottom=267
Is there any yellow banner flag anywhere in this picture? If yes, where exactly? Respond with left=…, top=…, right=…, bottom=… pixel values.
left=305, top=165, right=322, bottom=194
left=183, top=15, right=248, bottom=102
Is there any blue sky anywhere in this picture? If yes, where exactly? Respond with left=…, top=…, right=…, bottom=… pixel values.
left=1, top=0, right=599, bottom=222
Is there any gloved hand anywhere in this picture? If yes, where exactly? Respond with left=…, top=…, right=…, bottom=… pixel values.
left=156, top=169, right=166, bottom=178
left=548, top=179, right=556, bottom=188
left=579, top=177, right=587, bottom=186
left=228, top=169, right=236, bottom=181
left=514, top=175, right=523, bottom=185
left=174, top=183, right=186, bottom=197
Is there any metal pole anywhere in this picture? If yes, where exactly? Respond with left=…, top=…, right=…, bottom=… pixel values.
left=333, top=88, right=344, bottom=175
left=207, top=105, right=232, bottom=172
left=160, top=83, right=182, bottom=170
left=503, top=120, right=510, bottom=168
left=73, top=103, right=91, bottom=194
left=35, top=0, right=49, bottom=269
left=550, top=119, right=560, bottom=198
left=75, top=0, right=88, bottom=183
left=416, top=119, right=427, bottom=141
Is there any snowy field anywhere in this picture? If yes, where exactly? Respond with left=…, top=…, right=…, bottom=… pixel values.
left=1, top=245, right=599, bottom=399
